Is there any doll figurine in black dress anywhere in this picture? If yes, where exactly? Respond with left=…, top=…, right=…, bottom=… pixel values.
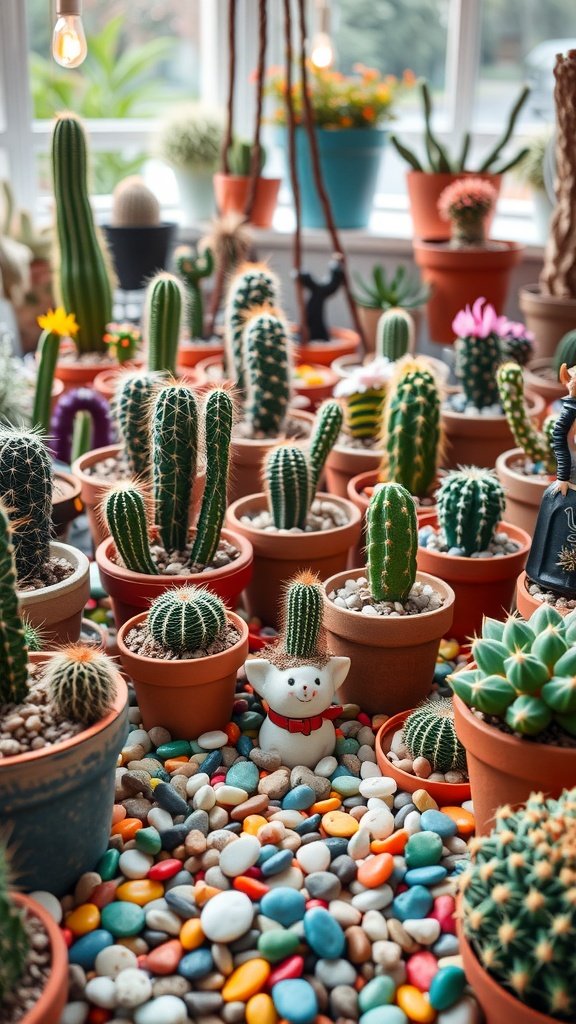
left=526, top=362, right=576, bottom=596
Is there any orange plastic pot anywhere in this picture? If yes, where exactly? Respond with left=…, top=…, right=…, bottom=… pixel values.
left=213, top=173, right=281, bottom=228
left=228, top=409, right=315, bottom=505
left=52, top=469, right=83, bottom=538
left=178, top=340, right=225, bottom=368
left=416, top=515, right=531, bottom=641
left=515, top=569, right=572, bottom=621
left=375, top=710, right=470, bottom=803
left=324, top=442, right=384, bottom=500
left=226, top=493, right=362, bottom=629
left=519, top=283, right=576, bottom=360
left=523, top=357, right=565, bottom=406
left=407, top=170, right=502, bottom=241
left=96, top=527, right=253, bottom=628
left=294, top=327, right=360, bottom=367
left=441, top=391, right=544, bottom=469
left=12, top=893, right=69, bottom=1023
left=117, top=610, right=249, bottom=737
left=495, top=449, right=552, bottom=536
left=453, top=692, right=576, bottom=835
left=293, top=364, right=338, bottom=410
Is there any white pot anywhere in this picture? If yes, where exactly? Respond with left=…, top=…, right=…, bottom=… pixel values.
left=174, top=168, right=216, bottom=224
left=18, top=542, right=90, bottom=647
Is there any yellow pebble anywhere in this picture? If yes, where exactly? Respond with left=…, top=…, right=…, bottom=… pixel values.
left=412, top=789, right=439, bottom=813
left=180, top=918, right=205, bottom=951
left=65, top=903, right=101, bottom=936
left=243, top=814, right=269, bottom=836
left=116, top=880, right=165, bottom=906
left=396, top=984, right=437, bottom=1023
left=149, top=778, right=161, bottom=789
left=439, top=639, right=460, bottom=661
left=246, top=992, right=278, bottom=1024
left=117, top=936, right=149, bottom=955
left=321, top=810, right=359, bottom=837
left=222, top=958, right=271, bottom=1003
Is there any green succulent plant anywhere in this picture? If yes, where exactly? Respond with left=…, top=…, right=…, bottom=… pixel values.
left=403, top=696, right=467, bottom=774
left=366, top=482, right=417, bottom=603
left=436, top=468, right=505, bottom=557
left=148, top=586, right=227, bottom=654
left=497, top=362, right=555, bottom=473
left=354, top=264, right=429, bottom=311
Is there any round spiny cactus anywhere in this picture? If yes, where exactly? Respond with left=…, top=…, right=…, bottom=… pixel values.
left=283, top=571, right=324, bottom=660
left=403, top=697, right=467, bottom=773
left=45, top=644, right=118, bottom=726
left=366, top=482, right=417, bottom=603
left=0, top=428, right=52, bottom=581
left=265, top=445, right=311, bottom=530
left=0, top=844, right=28, bottom=1005
left=111, top=176, right=160, bottom=227
left=148, top=586, right=227, bottom=654
left=437, top=467, right=505, bottom=556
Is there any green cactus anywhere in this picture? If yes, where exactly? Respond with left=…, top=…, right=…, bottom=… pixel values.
left=308, top=400, right=344, bottom=495
left=455, top=332, right=502, bottom=409
left=403, top=697, right=467, bottom=774
left=116, top=373, right=157, bottom=478
left=375, top=308, right=414, bottom=362
left=148, top=586, right=227, bottom=654
left=0, top=844, right=29, bottom=1006
left=497, top=362, right=555, bottom=472
left=382, top=362, right=441, bottom=498
left=0, top=429, right=52, bottom=581
left=243, top=308, right=291, bottom=436
left=71, top=410, right=93, bottom=464
left=366, top=483, right=417, bottom=603
left=437, top=468, right=505, bottom=556
left=51, top=114, right=114, bottom=354
left=103, top=484, right=158, bottom=575
left=45, top=645, right=117, bottom=726
left=460, top=787, right=576, bottom=1020
left=0, top=506, right=28, bottom=707
left=31, top=329, right=60, bottom=433
left=189, top=388, right=234, bottom=569
left=500, top=332, right=533, bottom=368
left=152, top=384, right=198, bottom=553
left=553, top=328, right=576, bottom=375
left=227, top=139, right=267, bottom=177
left=282, top=572, right=324, bottom=660
left=344, top=387, right=387, bottom=440
left=224, top=263, right=278, bottom=391
left=174, top=245, right=214, bottom=341
left=265, top=445, right=311, bottom=530
left=145, top=272, right=182, bottom=376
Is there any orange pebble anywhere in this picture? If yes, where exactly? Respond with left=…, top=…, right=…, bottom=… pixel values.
left=243, top=814, right=269, bottom=836
left=357, top=852, right=394, bottom=889
left=440, top=806, right=475, bottom=836
left=371, top=829, right=409, bottom=855
left=145, top=939, right=183, bottom=975
left=111, top=804, right=126, bottom=825
left=233, top=876, right=269, bottom=899
left=194, top=881, right=221, bottom=906
left=88, top=1009, right=111, bottom=1024
left=312, top=797, right=341, bottom=815
left=66, top=903, right=101, bottom=936
left=116, top=880, right=164, bottom=906
left=180, top=918, right=205, bottom=950
left=222, top=958, right=271, bottom=1002
left=321, top=810, right=359, bottom=837
left=164, top=757, right=189, bottom=772
left=111, top=817, right=142, bottom=841
left=226, top=722, right=241, bottom=744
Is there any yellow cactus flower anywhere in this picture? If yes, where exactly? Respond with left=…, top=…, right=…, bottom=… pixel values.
left=37, top=307, right=79, bottom=338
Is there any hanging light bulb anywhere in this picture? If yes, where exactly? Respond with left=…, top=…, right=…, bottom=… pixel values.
left=52, top=0, right=87, bottom=69
left=310, top=0, right=335, bottom=69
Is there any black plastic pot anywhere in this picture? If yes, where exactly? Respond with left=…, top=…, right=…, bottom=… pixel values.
left=103, top=222, right=177, bottom=291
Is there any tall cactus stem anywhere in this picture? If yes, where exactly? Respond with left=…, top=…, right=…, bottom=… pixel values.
left=189, top=388, right=234, bottom=568
left=243, top=307, right=292, bottom=436
left=152, top=384, right=199, bottom=553
left=265, top=445, right=311, bottom=530
left=366, top=482, right=417, bottom=603
left=145, top=273, right=183, bottom=376
left=32, top=330, right=60, bottom=433
left=0, top=505, right=29, bottom=706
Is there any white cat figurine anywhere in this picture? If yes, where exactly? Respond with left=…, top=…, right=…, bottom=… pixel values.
left=244, top=657, right=351, bottom=769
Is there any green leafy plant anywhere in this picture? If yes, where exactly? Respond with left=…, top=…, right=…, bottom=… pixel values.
left=354, top=264, right=429, bottom=311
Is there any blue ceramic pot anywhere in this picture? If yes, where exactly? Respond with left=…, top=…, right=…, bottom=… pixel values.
left=277, top=126, right=387, bottom=229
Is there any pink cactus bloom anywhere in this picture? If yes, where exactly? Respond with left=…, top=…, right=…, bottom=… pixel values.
left=452, top=297, right=507, bottom=339
left=498, top=318, right=534, bottom=342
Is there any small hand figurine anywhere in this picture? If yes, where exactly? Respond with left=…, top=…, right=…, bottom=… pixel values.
left=244, top=572, right=350, bottom=768
left=295, top=253, right=345, bottom=341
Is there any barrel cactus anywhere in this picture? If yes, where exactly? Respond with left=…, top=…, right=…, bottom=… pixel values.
left=282, top=571, right=324, bottom=660
left=403, top=697, right=467, bottom=774
left=225, top=263, right=279, bottom=391
left=148, top=586, right=227, bottom=654
left=366, top=483, right=417, bottom=603
left=174, top=245, right=214, bottom=341
left=145, top=272, right=182, bottom=376
left=243, top=307, right=291, bottom=436
left=381, top=361, right=441, bottom=498
left=0, top=505, right=28, bottom=706
left=437, top=468, right=505, bottom=556
left=45, top=644, right=118, bottom=726
left=553, top=328, right=576, bottom=375
left=0, top=845, right=28, bottom=1007
left=111, top=176, right=160, bottom=227
left=375, top=308, right=414, bottom=362
left=116, top=373, right=158, bottom=478
left=0, top=429, right=52, bottom=581
left=497, top=362, right=555, bottom=472
left=265, top=445, right=311, bottom=531
left=152, top=384, right=199, bottom=553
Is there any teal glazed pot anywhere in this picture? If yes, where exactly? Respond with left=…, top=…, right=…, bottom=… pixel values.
left=0, top=654, right=129, bottom=896
left=277, top=126, right=387, bottom=228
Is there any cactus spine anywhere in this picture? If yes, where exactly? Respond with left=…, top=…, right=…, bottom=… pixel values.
left=45, top=645, right=117, bottom=726
left=51, top=114, right=113, bottom=354
left=0, top=506, right=28, bottom=706
left=308, top=400, right=343, bottom=495
left=403, top=697, right=467, bottom=773
left=116, top=373, right=157, bottom=478
left=243, top=308, right=291, bottom=436
left=152, top=384, right=198, bottom=552
left=146, top=273, right=182, bottom=376
left=189, top=388, right=234, bottom=568
left=174, top=245, right=214, bottom=340
left=497, top=362, right=555, bottom=471
left=283, top=572, right=323, bottom=659
left=382, top=362, right=441, bottom=497
left=455, top=332, right=501, bottom=408
left=366, top=483, right=417, bottom=603
left=376, top=308, right=414, bottom=361
left=0, top=844, right=29, bottom=1006
left=265, top=446, right=311, bottom=530
left=0, top=430, right=52, bottom=580
left=437, top=468, right=505, bottom=556
left=32, top=329, right=60, bottom=433
left=225, top=264, right=278, bottom=391
left=103, top=485, right=158, bottom=575
left=148, top=586, right=227, bottom=653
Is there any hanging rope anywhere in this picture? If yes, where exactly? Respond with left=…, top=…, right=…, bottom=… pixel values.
left=220, top=0, right=236, bottom=176
left=282, top=0, right=307, bottom=343
left=244, top=0, right=268, bottom=220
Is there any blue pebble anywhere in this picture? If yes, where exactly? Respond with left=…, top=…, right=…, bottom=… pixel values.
left=391, top=885, right=433, bottom=921
left=404, top=865, right=448, bottom=887
left=330, top=765, right=354, bottom=780
left=447, top=546, right=466, bottom=556
left=295, top=813, right=322, bottom=835
left=236, top=735, right=253, bottom=757
left=420, top=809, right=458, bottom=838
left=258, top=844, right=280, bottom=865
left=178, top=948, right=214, bottom=981
left=260, top=887, right=307, bottom=926
left=303, top=907, right=345, bottom=959
left=272, top=979, right=319, bottom=1024
left=69, top=930, right=114, bottom=969
left=429, top=966, right=467, bottom=1011
left=151, top=768, right=171, bottom=783
left=360, top=1009, right=408, bottom=1024
left=324, top=837, right=349, bottom=860
left=434, top=662, right=453, bottom=681
left=201, top=750, right=222, bottom=775
left=282, top=784, right=316, bottom=811
left=261, top=849, right=294, bottom=877
left=418, top=531, right=430, bottom=548
left=432, top=933, right=461, bottom=958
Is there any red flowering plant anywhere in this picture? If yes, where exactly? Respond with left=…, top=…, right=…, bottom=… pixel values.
left=438, top=176, right=498, bottom=248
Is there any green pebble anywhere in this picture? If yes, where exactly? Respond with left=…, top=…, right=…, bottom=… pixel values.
left=405, top=830, right=443, bottom=868
left=96, top=849, right=120, bottom=882
left=335, top=737, right=360, bottom=756
left=331, top=775, right=361, bottom=797
left=156, top=741, right=192, bottom=760
left=358, top=976, right=396, bottom=1012
left=257, top=929, right=300, bottom=963
left=429, top=966, right=466, bottom=1011
left=101, top=901, right=145, bottom=938
left=135, top=826, right=162, bottom=855
left=151, top=768, right=171, bottom=782
left=226, top=761, right=260, bottom=795
left=238, top=711, right=264, bottom=730
left=189, top=741, right=203, bottom=754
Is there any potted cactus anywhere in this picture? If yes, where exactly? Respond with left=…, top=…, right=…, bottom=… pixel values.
left=353, top=263, right=429, bottom=352
left=418, top=468, right=531, bottom=641
left=0, top=505, right=128, bottom=894
left=458, top=788, right=576, bottom=1024
left=157, top=103, right=223, bottom=224
left=213, top=139, right=281, bottom=228
left=117, top=585, right=248, bottom=738
left=323, top=483, right=454, bottom=715
left=174, top=242, right=221, bottom=366
left=103, top=175, right=176, bottom=292
left=524, top=328, right=576, bottom=410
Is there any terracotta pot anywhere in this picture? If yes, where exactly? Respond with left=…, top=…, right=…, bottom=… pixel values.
left=375, top=710, right=471, bottom=803
left=346, top=469, right=438, bottom=569
left=441, top=390, right=545, bottom=469
left=53, top=341, right=116, bottom=391
left=213, top=173, right=281, bottom=229
left=407, top=170, right=502, bottom=241
left=92, top=363, right=204, bottom=402
left=195, top=354, right=234, bottom=390
left=0, top=653, right=128, bottom=894
left=416, top=515, right=531, bottom=641
left=179, top=340, right=225, bottom=368
left=293, top=364, right=338, bottom=411
left=294, top=328, right=361, bottom=367
left=357, top=305, right=423, bottom=356
left=324, top=442, right=384, bottom=500
left=413, top=240, right=523, bottom=345
left=52, top=469, right=83, bottom=538
left=18, top=541, right=90, bottom=646
left=322, top=569, right=454, bottom=716
left=515, top=569, right=572, bottom=620
left=11, top=892, right=69, bottom=1024
left=453, top=692, right=576, bottom=835
left=117, top=610, right=249, bottom=737
left=330, top=351, right=450, bottom=385
left=523, top=356, right=565, bottom=406
left=519, top=284, right=576, bottom=360
left=458, top=920, right=553, bottom=1024
left=225, top=493, right=362, bottom=629
left=495, top=449, right=552, bottom=535
left=96, top=527, right=253, bottom=628
left=228, top=409, right=315, bottom=505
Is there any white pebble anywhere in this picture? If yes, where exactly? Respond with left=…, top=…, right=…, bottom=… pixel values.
left=95, top=946, right=137, bottom=978
left=127, top=729, right=152, bottom=753
left=134, top=995, right=188, bottom=1024
left=201, top=891, right=254, bottom=942
left=28, top=890, right=62, bottom=924
left=265, top=866, right=304, bottom=890
left=193, top=784, right=217, bottom=811
left=314, top=755, right=338, bottom=777
left=185, top=772, right=210, bottom=797
left=145, top=908, right=182, bottom=935
left=362, top=909, right=389, bottom=941
left=403, top=918, right=441, bottom=944
left=351, top=884, right=393, bottom=911
left=360, top=761, right=381, bottom=779
left=360, top=806, right=395, bottom=839
left=215, top=785, right=249, bottom=806
left=359, top=777, right=396, bottom=799
left=437, top=995, right=482, bottom=1024
left=328, top=900, right=362, bottom=927
left=404, top=810, right=422, bottom=834
left=116, top=968, right=153, bottom=1009
left=60, top=1003, right=89, bottom=1024
left=147, top=808, right=173, bottom=831
left=118, top=850, right=153, bottom=880
left=85, top=977, right=117, bottom=1010
left=347, top=829, right=371, bottom=860
left=296, top=841, right=331, bottom=874
left=219, top=835, right=261, bottom=877
left=198, top=730, right=229, bottom=749
left=372, top=940, right=402, bottom=967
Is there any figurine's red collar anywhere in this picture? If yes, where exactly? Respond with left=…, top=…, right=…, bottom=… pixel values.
left=267, top=705, right=342, bottom=735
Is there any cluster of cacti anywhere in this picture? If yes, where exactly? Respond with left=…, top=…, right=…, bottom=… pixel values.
left=282, top=572, right=324, bottom=660
left=227, top=139, right=266, bottom=177
left=0, top=429, right=52, bottom=580
left=102, top=323, right=141, bottom=364
left=380, top=360, right=441, bottom=498
left=0, top=505, right=28, bottom=706
left=450, top=604, right=576, bottom=738
left=366, top=483, right=417, bottom=603
left=51, top=387, right=113, bottom=465
left=225, top=263, right=278, bottom=391
left=51, top=114, right=114, bottom=354
left=116, top=373, right=158, bottom=478
left=243, top=308, right=292, bottom=436
left=0, top=844, right=28, bottom=1007
left=403, top=697, right=467, bottom=774
left=437, top=468, right=505, bottom=556
left=148, top=586, right=227, bottom=654
left=455, top=331, right=501, bottom=408
left=553, top=328, right=576, bottom=374
left=375, top=308, right=413, bottom=362
left=152, top=384, right=199, bottom=554
left=174, top=245, right=214, bottom=341
left=45, top=645, right=117, bottom=726
left=111, top=176, right=160, bottom=227
left=145, top=272, right=183, bottom=376
left=497, top=362, right=556, bottom=472
left=461, top=786, right=576, bottom=1019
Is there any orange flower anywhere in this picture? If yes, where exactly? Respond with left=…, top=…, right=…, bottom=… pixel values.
left=340, top=115, right=353, bottom=127
left=403, top=68, right=416, bottom=86
left=362, top=106, right=376, bottom=122
left=362, top=67, right=380, bottom=82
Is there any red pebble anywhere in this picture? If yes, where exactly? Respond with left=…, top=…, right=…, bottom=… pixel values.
left=148, top=859, right=182, bottom=881
left=429, top=894, right=457, bottom=935
left=357, top=712, right=371, bottom=726
left=405, top=951, right=439, bottom=991
left=90, top=881, right=118, bottom=910
left=144, top=939, right=183, bottom=975
left=305, top=899, right=328, bottom=910
left=243, top=866, right=263, bottom=879
left=61, top=928, right=74, bottom=948
left=88, top=1009, right=112, bottom=1024
left=267, top=955, right=305, bottom=986
left=233, top=876, right=269, bottom=899
left=395, top=883, right=409, bottom=895
left=195, top=870, right=205, bottom=882
left=211, top=774, right=226, bottom=785
left=234, top=700, right=249, bottom=714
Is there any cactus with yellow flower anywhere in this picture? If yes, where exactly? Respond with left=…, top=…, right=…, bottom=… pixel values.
left=32, top=307, right=79, bottom=433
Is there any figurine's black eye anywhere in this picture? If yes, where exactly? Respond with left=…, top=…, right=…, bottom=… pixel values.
left=315, top=678, right=320, bottom=686
left=288, top=677, right=295, bottom=686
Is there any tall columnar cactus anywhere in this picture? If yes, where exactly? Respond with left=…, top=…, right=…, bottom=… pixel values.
left=282, top=572, right=324, bottom=660
left=0, top=430, right=52, bottom=580
left=375, top=308, right=414, bottom=362
left=382, top=362, right=441, bottom=498
left=148, top=586, right=227, bottom=654
left=553, top=328, right=576, bottom=374
left=265, top=445, right=311, bottom=530
left=116, top=373, right=158, bottom=478
left=0, top=506, right=28, bottom=706
left=497, top=362, right=555, bottom=472
left=403, top=697, right=467, bottom=774
left=51, top=114, right=114, bottom=354
left=174, top=245, right=214, bottom=340
left=51, top=387, right=113, bottom=465
left=366, top=483, right=417, bottom=603
left=224, top=263, right=278, bottom=391
left=455, top=332, right=501, bottom=408
left=32, top=327, right=61, bottom=433
left=152, top=384, right=198, bottom=553
left=308, top=400, right=343, bottom=495
left=103, top=484, right=158, bottom=575
left=437, top=468, right=505, bottom=556
left=189, top=388, right=234, bottom=568
left=45, top=645, right=117, bottom=726
left=243, top=308, right=291, bottom=436
left=145, top=273, right=182, bottom=376
left=0, top=845, right=29, bottom=1007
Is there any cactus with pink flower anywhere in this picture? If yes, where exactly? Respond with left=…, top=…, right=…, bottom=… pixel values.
left=438, top=177, right=498, bottom=247
left=453, top=297, right=533, bottom=409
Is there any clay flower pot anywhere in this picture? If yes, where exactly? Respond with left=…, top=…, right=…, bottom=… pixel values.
left=96, top=527, right=253, bottom=628
left=495, top=449, right=552, bottom=535
left=375, top=710, right=471, bottom=802
left=453, top=692, right=576, bottom=835
left=441, top=390, right=545, bottom=469
left=294, top=327, right=360, bottom=367
left=293, top=364, right=338, bottom=411
left=514, top=569, right=572, bottom=620
left=346, top=470, right=438, bottom=569
left=0, top=654, right=128, bottom=895
left=523, top=356, right=565, bottom=407
left=228, top=409, right=315, bottom=505
left=52, top=469, right=83, bottom=538
left=11, top=892, right=69, bottom=1024
left=213, top=173, right=281, bottom=228
left=178, top=339, right=225, bottom=368
left=322, top=568, right=455, bottom=716
left=406, top=170, right=502, bottom=241
left=324, top=442, right=384, bottom=500
left=226, top=493, right=362, bottom=629
left=416, top=515, right=531, bottom=642
left=53, top=340, right=116, bottom=392
left=17, top=542, right=90, bottom=646
left=117, top=610, right=249, bottom=737
left=519, top=283, right=576, bottom=360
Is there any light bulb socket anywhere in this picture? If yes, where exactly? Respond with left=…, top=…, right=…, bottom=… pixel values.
left=56, top=0, right=82, bottom=15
